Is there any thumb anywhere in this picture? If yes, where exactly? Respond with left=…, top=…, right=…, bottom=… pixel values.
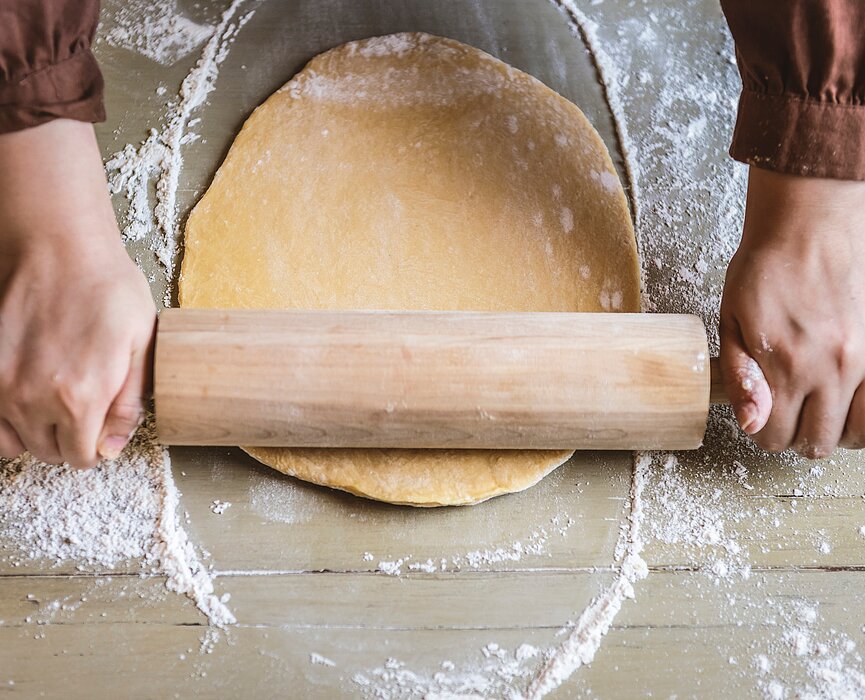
left=719, top=322, right=773, bottom=435
left=97, top=341, right=151, bottom=460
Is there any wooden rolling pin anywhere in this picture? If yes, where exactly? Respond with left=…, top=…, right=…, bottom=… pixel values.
left=154, top=309, right=728, bottom=451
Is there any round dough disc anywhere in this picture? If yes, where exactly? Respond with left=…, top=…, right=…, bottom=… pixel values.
left=179, top=33, right=640, bottom=507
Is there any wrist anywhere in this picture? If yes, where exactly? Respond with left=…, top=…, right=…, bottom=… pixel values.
left=741, top=167, right=865, bottom=248
left=0, top=120, right=122, bottom=255
left=747, top=166, right=865, bottom=213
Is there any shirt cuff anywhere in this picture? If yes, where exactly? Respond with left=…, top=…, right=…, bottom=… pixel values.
left=0, top=48, right=105, bottom=135
left=730, top=88, right=865, bottom=181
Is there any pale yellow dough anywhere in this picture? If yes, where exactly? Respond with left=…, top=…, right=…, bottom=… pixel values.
left=179, top=33, right=640, bottom=506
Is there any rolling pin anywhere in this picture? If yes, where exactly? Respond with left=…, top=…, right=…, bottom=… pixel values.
left=154, top=309, right=728, bottom=451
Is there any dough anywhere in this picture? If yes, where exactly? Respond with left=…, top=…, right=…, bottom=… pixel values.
left=179, top=33, right=640, bottom=506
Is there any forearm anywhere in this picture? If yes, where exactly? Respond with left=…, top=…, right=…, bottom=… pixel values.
left=0, top=120, right=117, bottom=253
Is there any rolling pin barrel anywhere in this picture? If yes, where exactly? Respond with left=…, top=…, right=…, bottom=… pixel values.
left=154, top=309, right=712, bottom=450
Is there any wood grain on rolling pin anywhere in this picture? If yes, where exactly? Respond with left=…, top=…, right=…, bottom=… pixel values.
left=154, top=309, right=711, bottom=450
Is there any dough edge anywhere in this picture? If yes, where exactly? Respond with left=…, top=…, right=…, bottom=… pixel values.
left=242, top=446, right=574, bottom=507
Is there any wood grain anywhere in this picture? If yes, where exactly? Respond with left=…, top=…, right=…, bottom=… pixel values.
left=155, top=309, right=711, bottom=450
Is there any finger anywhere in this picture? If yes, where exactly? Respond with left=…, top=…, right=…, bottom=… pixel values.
left=55, top=403, right=105, bottom=469
left=0, top=418, right=25, bottom=459
left=752, top=384, right=805, bottom=453
left=794, top=390, right=846, bottom=459
left=719, top=320, right=773, bottom=434
left=841, top=382, right=865, bottom=449
left=97, top=345, right=150, bottom=460
left=14, top=421, right=62, bottom=464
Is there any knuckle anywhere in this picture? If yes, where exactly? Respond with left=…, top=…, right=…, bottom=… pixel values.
left=794, top=429, right=835, bottom=459
left=769, top=344, right=799, bottom=376
left=13, top=380, right=40, bottom=413
left=54, top=379, right=98, bottom=416
left=834, top=339, right=857, bottom=374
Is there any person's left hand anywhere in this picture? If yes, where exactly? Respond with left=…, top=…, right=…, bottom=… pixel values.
left=720, top=166, right=865, bottom=458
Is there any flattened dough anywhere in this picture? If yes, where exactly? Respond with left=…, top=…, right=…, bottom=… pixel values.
left=179, top=33, right=640, bottom=506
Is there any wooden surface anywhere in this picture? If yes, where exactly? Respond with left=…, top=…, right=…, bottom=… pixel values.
left=2, top=0, right=865, bottom=698
left=155, top=309, right=710, bottom=450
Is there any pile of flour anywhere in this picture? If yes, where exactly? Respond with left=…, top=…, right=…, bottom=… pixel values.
left=0, top=420, right=233, bottom=627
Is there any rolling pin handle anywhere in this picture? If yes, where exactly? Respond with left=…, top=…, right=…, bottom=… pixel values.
left=709, top=357, right=730, bottom=405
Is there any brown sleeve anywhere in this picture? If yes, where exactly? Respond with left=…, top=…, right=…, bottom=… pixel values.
left=0, top=0, right=105, bottom=134
left=721, top=0, right=865, bottom=180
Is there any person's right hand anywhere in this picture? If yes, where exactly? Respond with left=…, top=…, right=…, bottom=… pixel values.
left=0, top=119, right=156, bottom=468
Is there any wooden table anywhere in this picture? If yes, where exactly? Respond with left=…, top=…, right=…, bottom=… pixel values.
left=2, top=1, right=864, bottom=698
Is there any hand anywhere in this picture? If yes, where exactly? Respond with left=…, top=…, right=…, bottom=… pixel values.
left=720, top=166, right=865, bottom=458
left=0, top=120, right=156, bottom=468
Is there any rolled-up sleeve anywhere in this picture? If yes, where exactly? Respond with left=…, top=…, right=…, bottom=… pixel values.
left=721, top=0, right=865, bottom=180
left=0, top=0, right=104, bottom=134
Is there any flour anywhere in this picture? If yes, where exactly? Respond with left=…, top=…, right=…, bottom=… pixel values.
left=310, top=652, right=338, bottom=668
left=752, top=599, right=865, bottom=700
left=353, top=647, right=540, bottom=700
left=0, top=420, right=233, bottom=627
left=210, top=499, right=232, bottom=515
left=354, top=455, right=647, bottom=700
left=525, top=452, right=649, bottom=699
left=248, top=471, right=334, bottom=524
left=367, top=514, right=573, bottom=578
left=106, top=0, right=256, bottom=298
left=101, top=0, right=214, bottom=66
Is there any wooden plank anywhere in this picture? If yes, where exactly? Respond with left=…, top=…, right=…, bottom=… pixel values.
left=2, top=570, right=865, bottom=698
left=639, top=426, right=865, bottom=569
left=175, top=447, right=632, bottom=572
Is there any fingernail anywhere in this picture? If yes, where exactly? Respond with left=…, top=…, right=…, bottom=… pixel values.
left=736, top=402, right=759, bottom=435
left=98, top=435, right=128, bottom=460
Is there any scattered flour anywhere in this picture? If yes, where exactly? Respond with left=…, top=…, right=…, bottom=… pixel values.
left=367, top=514, right=574, bottom=577
left=210, top=500, right=232, bottom=515
left=101, top=0, right=214, bottom=65
left=525, top=452, right=649, bottom=699
left=753, top=599, right=865, bottom=700
left=353, top=647, right=540, bottom=699
left=106, top=0, right=256, bottom=297
left=247, top=470, right=346, bottom=525
left=310, top=652, right=337, bottom=668
left=0, top=420, right=233, bottom=627
left=354, top=455, right=648, bottom=699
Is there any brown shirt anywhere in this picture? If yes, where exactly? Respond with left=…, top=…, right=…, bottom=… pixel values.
left=1, top=1, right=864, bottom=180
left=721, top=0, right=865, bottom=180
left=0, top=0, right=103, bottom=134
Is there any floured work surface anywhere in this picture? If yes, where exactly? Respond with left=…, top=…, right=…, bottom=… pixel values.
left=3, top=1, right=865, bottom=699
left=179, top=32, right=640, bottom=506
